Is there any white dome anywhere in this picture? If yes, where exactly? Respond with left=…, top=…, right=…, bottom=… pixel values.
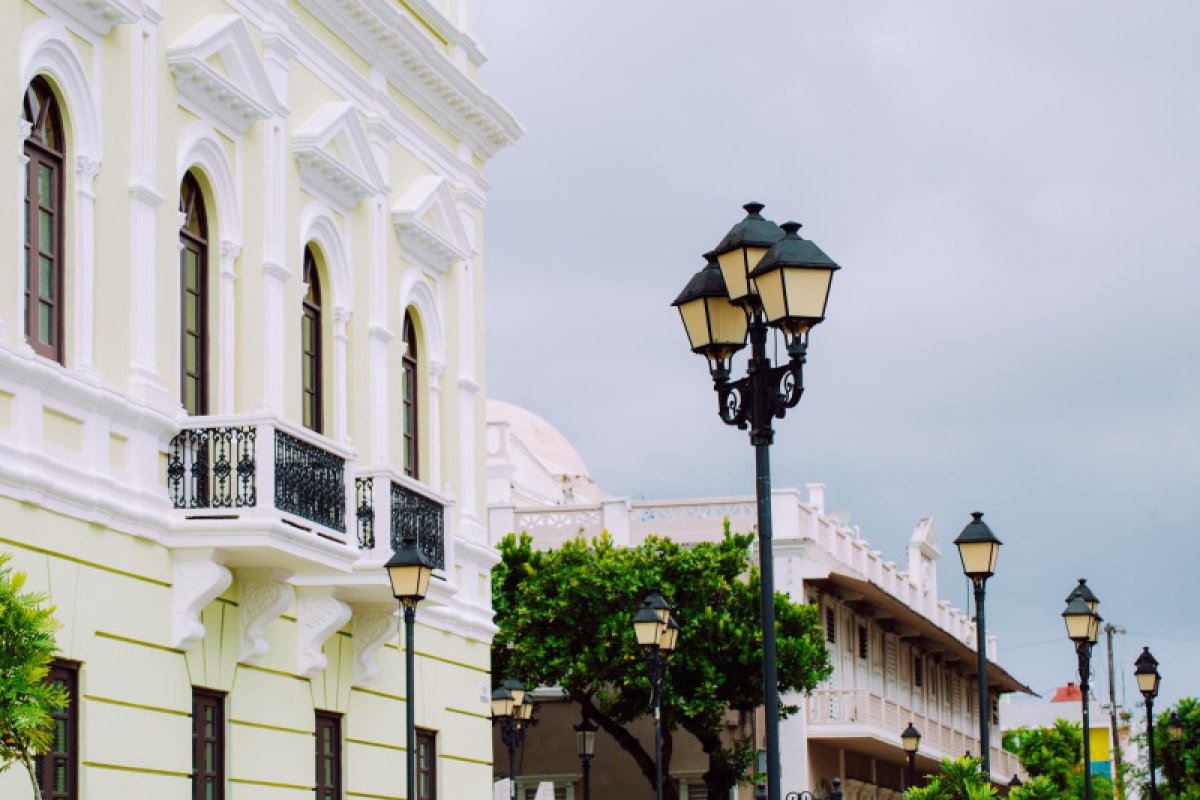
left=486, top=399, right=609, bottom=505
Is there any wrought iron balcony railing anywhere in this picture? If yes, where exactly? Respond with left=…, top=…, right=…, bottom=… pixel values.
left=166, top=416, right=351, bottom=539
left=353, top=472, right=446, bottom=570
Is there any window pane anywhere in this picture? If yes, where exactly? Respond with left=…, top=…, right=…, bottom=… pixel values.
left=206, top=776, right=215, bottom=800
left=185, top=250, right=197, bottom=286
left=40, top=256, right=53, bottom=298
left=39, top=302, right=52, bottom=345
left=39, top=209, right=52, bottom=254
left=54, top=717, right=66, bottom=750
left=38, top=163, right=52, bottom=206
left=54, top=759, right=66, bottom=791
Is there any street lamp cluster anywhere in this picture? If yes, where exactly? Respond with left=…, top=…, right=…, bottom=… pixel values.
left=632, top=590, right=680, bottom=800
left=491, top=678, right=536, bottom=800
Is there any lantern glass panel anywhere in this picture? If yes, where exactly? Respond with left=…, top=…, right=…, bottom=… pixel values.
left=1135, top=670, right=1160, bottom=696
left=387, top=563, right=432, bottom=601
left=716, top=247, right=767, bottom=303
left=957, top=540, right=999, bottom=578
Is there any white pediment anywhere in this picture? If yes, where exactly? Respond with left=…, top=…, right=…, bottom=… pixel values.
left=910, top=517, right=942, bottom=559
left=56, top=0, right=140, bottom=36
left=167, top=15, right=278, bottom=134
left=292, top=102, right=385, bottom=211
left=391, top=176, right=473, bottom=272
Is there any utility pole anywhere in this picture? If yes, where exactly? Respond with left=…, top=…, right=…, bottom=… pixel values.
left=1106, top=623, right=1126, bottom=799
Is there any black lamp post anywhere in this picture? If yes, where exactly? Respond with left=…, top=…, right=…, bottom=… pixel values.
left=492, top=678, right=535, bottom=800
left=953, top=512, right=1001, bottom=778
left=632, top=591, right=680, bottom=800
left=902, top=722, right=921, bottom=788
left=1063, top=580, right=1102, bottom=800
left=1168, top=710, right=1183, bottom=794
left=672, top=203, right=839, bottom=800
left=574, top=717, right=597, bottom=800
left=1134, top=646, right=1161, bottom=800
left=384, top=545, right=435, bottom=800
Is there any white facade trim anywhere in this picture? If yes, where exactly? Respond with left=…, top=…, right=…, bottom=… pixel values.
left=33, top=0, right=141, bottom=37
left=170, top=550, right=233, bottom=651
left=293, top=102, right=386, bottom=212
left=297, top=588, right=353, bottom=677
left=391, top=175, right=473, bottom=273
left=351, top=604, right=398, bottom=686
left=20, top=19, right=102, bottom=162
left=236, top=568, right=295, bottom=663
left=167, top=15, right=279, bottom=135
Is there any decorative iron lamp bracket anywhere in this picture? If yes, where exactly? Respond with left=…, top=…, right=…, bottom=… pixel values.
left=714, top=316, right=806, bottom=446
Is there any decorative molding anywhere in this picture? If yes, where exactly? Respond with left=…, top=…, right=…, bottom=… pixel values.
left=167, top=15, right=278, bottom=134
left=295, top=0, right=522, bottom=158
left=50, top=0, right=140, bottom=37
left=391, top=175, right=473, bottom=272
left=293, top=103, right=386, bottom=211
left=236, top=569, right=294, bottom=663
left=220, top=240, right=242, bottom=262
left=351, top=604, right=398, bottom=686
left=297, top=590, right=352, bottom=677
left=170, top=551, right=232, bottom=651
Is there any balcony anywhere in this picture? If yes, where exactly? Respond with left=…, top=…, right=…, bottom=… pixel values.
left=808, top=688, right=1021, bottom=781
left=165, top=415, right=357, bottom=559
left=353, top=470, right=446, bottom=570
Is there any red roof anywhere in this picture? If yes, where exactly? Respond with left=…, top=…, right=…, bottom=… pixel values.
left=1051, top=683, right=1083, bottom=702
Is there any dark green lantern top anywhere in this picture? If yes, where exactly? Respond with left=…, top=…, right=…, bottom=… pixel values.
left=748, top=221, right=840, bottom=337
left=672, top=254, right=748, bottom=369
left=952, top=511, right=1002, bottom=580
left=710, top=202, right=784, bottom=305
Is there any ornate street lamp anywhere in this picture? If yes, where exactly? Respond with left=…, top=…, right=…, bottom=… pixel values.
left=901, top=722, right=921, bottom=788
left=492, top=678, right=535, bottom=800
left=1063, top=581, right=1102, bottom=800
left=1009, top=774, right=1023, bottom=789
left=1134, top=646, right=1161, bottom=800
left=672, top=202, right=840, bottom=800
left=574, top=717, right=597, bottom=800
left=954, top=511, right=1001, bottom=777
left=632, top=591, right=679, bottom=800
left=384, top=545, right=435, bottom=800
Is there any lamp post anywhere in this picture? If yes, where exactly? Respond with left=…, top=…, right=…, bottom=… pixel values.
left=1168, top=710, right=1183, bottom=794
left=902, top=722, right=921, bottom=788
left=1134, top=647, right=1161, bottom=800
left=672, top=203, right=839, bottom=800
left=574, top=717, right=597, bottom=800
left=632, top=590, right=680, bottom=800
left=1063, top=580, right=1102, bottom=800
left=953, top=511, right=1001, bottom=778
left=384, top=545, right=435, bottom=800
left=1009, top=774, right=1023, bottom=792
left=492, top=678, right=535, bottom=800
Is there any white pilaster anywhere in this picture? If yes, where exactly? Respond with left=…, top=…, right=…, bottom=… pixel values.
left=368, top=324, right=393, bottom=465
left=427, top=358, right=444, bottom=488
left=11, top=117, right=32, bottom=346
left=332, top=305, right=350, bottom=443
left=72, top=156, right=99, bottom=374
left=218, top=241, right=240, bottom=413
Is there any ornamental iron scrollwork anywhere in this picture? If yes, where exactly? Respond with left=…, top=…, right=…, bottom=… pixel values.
left=167, top=426, right=256, bottom=509
left=390, top=481, right=444, bottom=570
left=356, top=476, right=375, bottom=549
left=274, top=430, right=346, bottom=532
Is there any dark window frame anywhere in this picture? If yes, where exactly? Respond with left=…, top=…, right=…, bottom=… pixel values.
left=302, top=247, right=324, bottom=433
left=192, top=687, right=225, bottom=800
left=35, top=659, right=78, bottom=800
left=913, top=655, right=923, bottom=688
left=824, top=607, right=836, bottom=644
left=315, top=710, right=342, bottom=800
left=857, top=624, right=869, bottom=660
left=23, top=77, right=66, bottom=364
left=401, top=312, right=419, bottom=479
left=180, top=173, right=210, bottom=416
left=416, top=728, right=437, bottom=800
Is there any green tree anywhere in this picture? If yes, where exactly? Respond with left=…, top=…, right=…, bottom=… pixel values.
left=492, top=528, right=831, bottom=800
left=0, top=553, right=68, bottom=800
left=903, top=756, right=997, bottom=799
left=1146, top=697, right=1200, bottom=799
left=1002, top=719, right=1115, bottom=800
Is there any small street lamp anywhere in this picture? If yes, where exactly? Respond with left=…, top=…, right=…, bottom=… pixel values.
left=901, top=722, right=921, bottom=788
left=1168, top=710, right=1183, bottom=794
left=492, top=678, right=535, bottom=800
left=1063, top=580, right=1102, bottom=800
left=632, top=591, right=679, bottom=800
left=574, top=717, right=597, bottom=800
left=384, top=545, right=435, bottom=800
left=1134, top=647, right=1161, bottom=800
left=672, top=203, right=840, bottom=800
left=1009, top=774, right=1023, bottom=790
left=954, top=511, right=1002, bottom=777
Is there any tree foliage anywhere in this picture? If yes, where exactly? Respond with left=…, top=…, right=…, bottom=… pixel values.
left=903, top=757, right=997, bottom=800
left=1145, top=697, right=1200, bottom=800
left=0, top=552, right=67, bottom=800
left=492, top=528, right=831, bottom=799
left=1002, top=719, right=1114, bottom=800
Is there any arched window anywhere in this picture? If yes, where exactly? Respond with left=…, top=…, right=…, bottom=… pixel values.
left=302, top=247, right=323, bottom=433
left=180, top=173, right=209, bottom=415
left=23, top=77, right=65, bottom=363
left=401, top=312, right=419, bottom=479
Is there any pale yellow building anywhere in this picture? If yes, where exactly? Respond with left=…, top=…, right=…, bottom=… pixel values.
left=0, top=1, right=519, bottom=798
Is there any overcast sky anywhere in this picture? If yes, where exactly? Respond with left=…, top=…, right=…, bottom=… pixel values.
left=472, top=2, right=1200, bottom=709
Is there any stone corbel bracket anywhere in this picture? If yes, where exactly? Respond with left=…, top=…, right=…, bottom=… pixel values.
left=236, top=569, right=295, bottom=663
left=171, top=550, right=232, bottom=651
left=297, top=589, right=352, bottom=677
left=352, top=604, right=398, bottom=686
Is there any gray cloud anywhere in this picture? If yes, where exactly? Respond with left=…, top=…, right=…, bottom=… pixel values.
left=475, top=1, right=1200, bottom=705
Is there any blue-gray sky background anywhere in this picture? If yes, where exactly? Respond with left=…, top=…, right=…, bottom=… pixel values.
left=474, top=2, right=1200, bottom=708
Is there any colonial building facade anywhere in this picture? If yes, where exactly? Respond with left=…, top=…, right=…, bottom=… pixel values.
left=1, top=1, right=519, bottom=798
left=486, top=400, right=1030, bottom=800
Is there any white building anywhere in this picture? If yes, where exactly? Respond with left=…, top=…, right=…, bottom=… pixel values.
left=487, top=400, right=1031, bottom=799
left=1, top=1, right=519, bottom=798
